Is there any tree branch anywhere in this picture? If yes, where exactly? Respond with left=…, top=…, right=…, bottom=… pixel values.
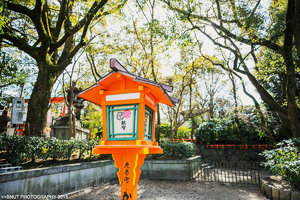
left=1, top=30, right=39, bottom=60
left=165, top=0, right=282, bottom=52
left=4, top=1, right=33, bottom=17
left=50, top=0, right=108, bottom=53
left=52, top=0, right=67, bottom=40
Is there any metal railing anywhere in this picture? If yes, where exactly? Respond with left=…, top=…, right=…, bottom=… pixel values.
left=191, top=160, right=261, bottom=184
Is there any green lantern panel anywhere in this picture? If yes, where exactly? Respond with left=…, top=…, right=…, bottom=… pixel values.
left=144, top=106, right=153, bottom=141
left=107, top=104, right=139, bottom=141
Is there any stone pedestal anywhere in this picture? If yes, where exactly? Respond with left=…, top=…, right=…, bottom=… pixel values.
left=50, top=117, right=90, bottom=140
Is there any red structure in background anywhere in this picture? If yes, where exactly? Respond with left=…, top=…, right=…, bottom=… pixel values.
left=172, top=138, right=196, bottom=143
left=24, top=97, right=66, bottom=117
left=48, top=97, right=66, bottom=117
left=206, top=144, right=274, bottom=150
left=16, top=97, right=66, bottom=136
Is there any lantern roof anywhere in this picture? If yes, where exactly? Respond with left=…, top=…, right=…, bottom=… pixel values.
left=77, top=58, right=179, bottom=106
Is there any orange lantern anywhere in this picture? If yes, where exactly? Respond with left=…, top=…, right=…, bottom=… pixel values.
left=77, top=58, right=178, bottom=200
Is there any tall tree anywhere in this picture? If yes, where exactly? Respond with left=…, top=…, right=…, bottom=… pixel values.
left=165, top=50, right=222, bottom=141
left=1, top=0, right=126, bottom=136
left=164, top=0, right=300, bottom=138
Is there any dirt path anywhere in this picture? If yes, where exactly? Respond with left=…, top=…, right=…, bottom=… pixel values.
left=69, top=179, right=268, bottom=200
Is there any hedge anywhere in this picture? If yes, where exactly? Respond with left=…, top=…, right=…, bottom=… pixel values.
left=195, top=117, right=270, bottom=144
left=0, top=135, right=196, bottom=165
left=151, top=141, right=195, bottom=160
left=0, top=135, right=99, bottom=165
left=260, top=138, right=300, bottom=190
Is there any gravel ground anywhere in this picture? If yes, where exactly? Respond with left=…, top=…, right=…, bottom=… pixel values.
left=69, top=179, right=268, bottom=200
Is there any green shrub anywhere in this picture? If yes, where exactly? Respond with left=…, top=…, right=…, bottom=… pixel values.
left=0, top=135, right=100, bottom=165
left=159, top=123, right=171, bottom=139
left=0, top=135, right=27, bottom=165
left=24, top=136, right=43, bottom=162
left=260, top=138, right=300, bottom=190
left=152, top=141, right=195, bottom=160
left=158, top=123, right=191, bottom=139
left=175, top=125, right=191, bottom=139
left=195, top=117, right=269, bottom=144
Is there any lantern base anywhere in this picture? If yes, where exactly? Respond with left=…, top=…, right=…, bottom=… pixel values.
left=92, top=140, right=163, bottom=154
left=93, top=140, right=162, bottom=200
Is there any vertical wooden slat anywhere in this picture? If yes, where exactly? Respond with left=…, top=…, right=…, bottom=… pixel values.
left=243, top=165, right=246, bottom=184
left=231, top=163, right=233, bottom=183
left=199, top=160, right=201, bottom=181
left=218, top=162, right=220, bottom=182
left=242, top=163, right=245, bottom=184
left=200, top=162, right=202, bottom=181
left=202, top=163, right=205, bottom=181
left=225, top=163, right=228, bottom=183
left=215, top=163, right=217, bottom=182
left=230, top=163, right=234, bottom=183
left=238, top=163, right=241, bottom=184
left=220, top=162, right=222, bottom=183
left=247, top=164, right=250, bottom=184
left=209, top=163, right=211, bottom=182
left=210, top=163, right=213, bottom=182
left=235, top=165, right=237, bottom=183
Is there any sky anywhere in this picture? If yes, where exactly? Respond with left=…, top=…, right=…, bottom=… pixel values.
left=1, top=0, right=263, bottom=108
left=54, top=0, right=263, bottom=106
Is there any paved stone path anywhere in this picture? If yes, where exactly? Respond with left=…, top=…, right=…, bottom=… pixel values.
left=69, top=179, right=268, bottom=200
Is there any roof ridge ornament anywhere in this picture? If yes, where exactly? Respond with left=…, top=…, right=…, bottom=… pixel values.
left=110, top=58, right=174, bottom=93
left=110, top=58, right=129, bottom=73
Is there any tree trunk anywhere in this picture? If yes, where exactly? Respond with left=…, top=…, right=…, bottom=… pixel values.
left=209, top=96, right=214, bottom=118
left=25, top=67, right=55, bottom=136
left=293, top=0, right=300, bottom=63
left=191, top=118, right=195, bottom=139
left=239, top=69, right=292, bottom=137
left=229, top=72, right=244, bottom=143
left=284, top=0, right=300, bottom=138
left=240, top=80, right=276, bottom=143
left=72, top=112, right=76, bottom=138
left=170, top=116, right=173, bottom=143
left=171, top=126, right=178, bottom=142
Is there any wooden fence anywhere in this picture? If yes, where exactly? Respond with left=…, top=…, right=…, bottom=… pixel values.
left=205, top=144, right=274, bottom=150
left=171, top=139, right=274, bottom=150
left=172, top=138, right=196, bottom=143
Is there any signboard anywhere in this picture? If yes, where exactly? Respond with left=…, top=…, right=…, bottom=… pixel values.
left=11, top=98, right=25, bottom=124
left=107, top=104, right=138, bottom=140
left=144, top=106, right=153, bottom=141
left=113, top=108, right=134, bottom=134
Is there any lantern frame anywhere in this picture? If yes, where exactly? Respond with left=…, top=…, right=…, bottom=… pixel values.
left=106, top=104, right=139, bottom=141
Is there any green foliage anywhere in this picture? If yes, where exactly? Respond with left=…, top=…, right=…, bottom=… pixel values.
left=159, top=123, right=172, bottom=139
left=0, top=134, right=27, bottom=165
left=159, top=123, right=191, bottom=139
left=260, top=138, right=300, bottom=190
left=0, top=2, right=9, bottom=33
left=0, top=52, right=29, bottom=88
left=195, top=113, right=270, bottom=144
left=176, top=125, right=191, bottom=139
left=152, top=141, right=195, bottom=160
left=82, top=103, right=103, bottom=139
left=0, top=135, right=101, bottom=165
